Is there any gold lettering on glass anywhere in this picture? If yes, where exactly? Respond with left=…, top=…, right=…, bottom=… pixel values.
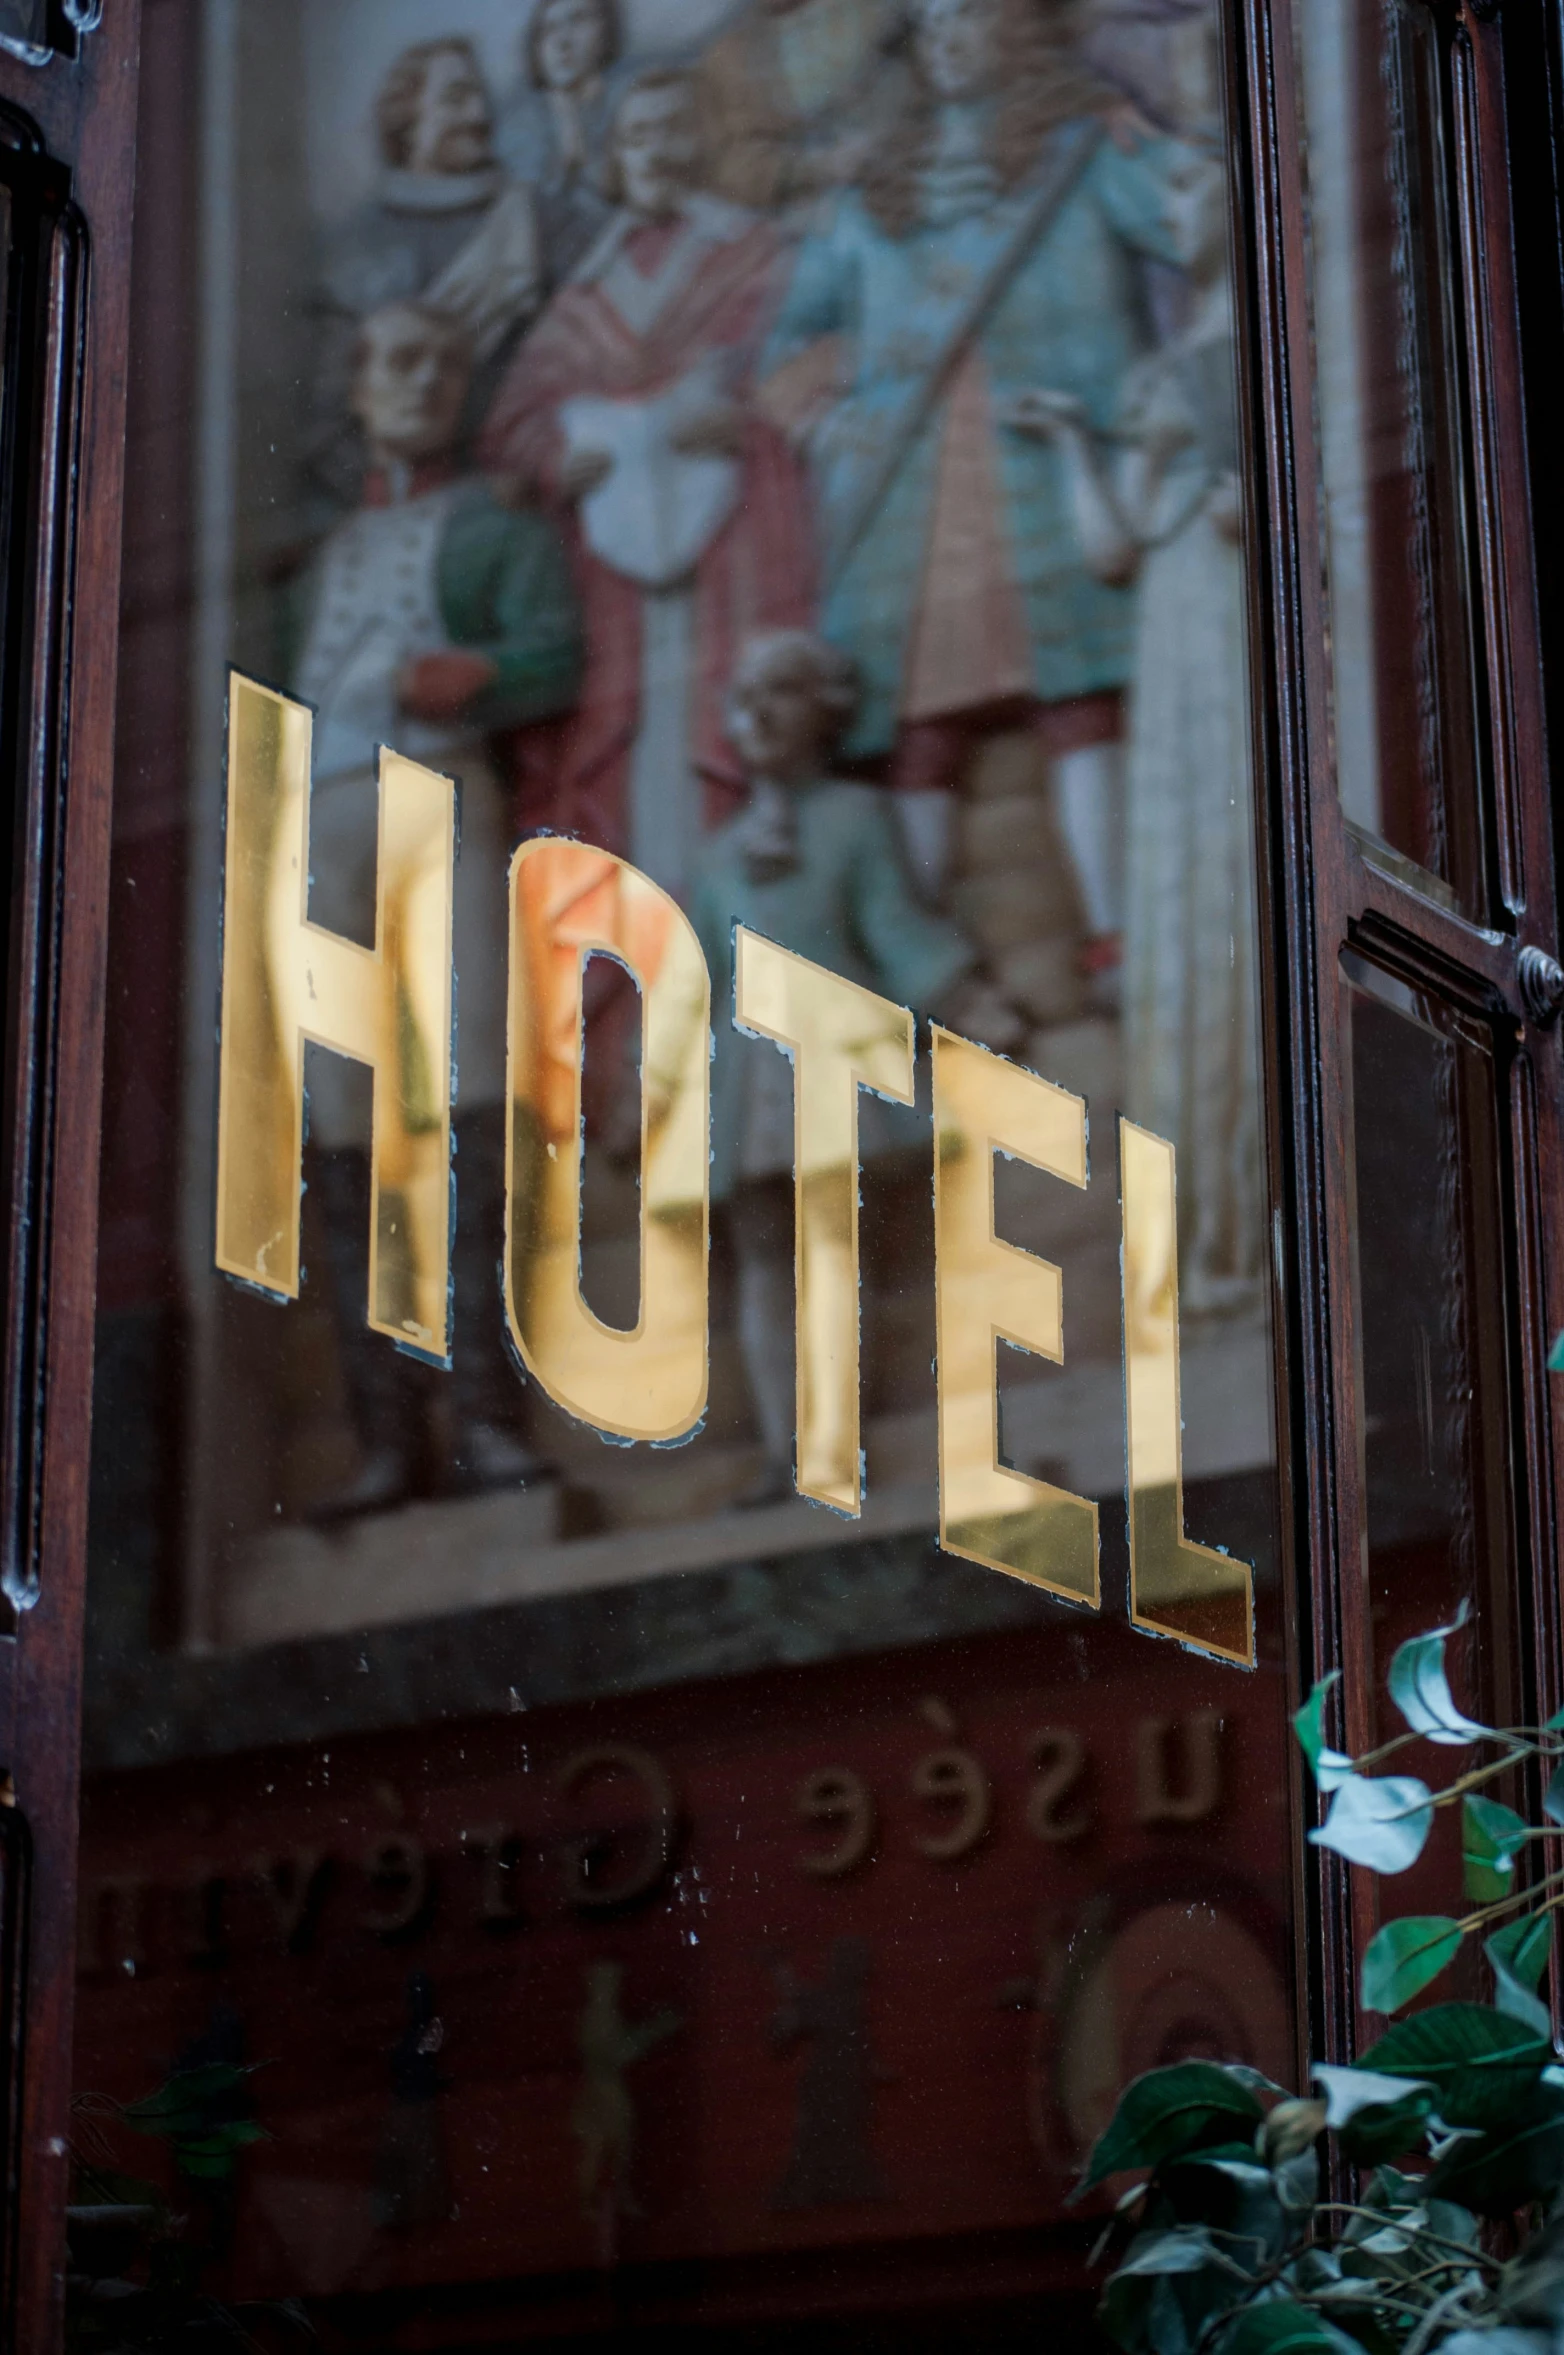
left=733, top=928, right=915, bottom=1514
left=506, top=837, right=709, bottom=1443
left=931, top=1027, right=1098, bottom=1604
left=1120, top=1119, right=1255, bottom=1666
left=215, top=671, right=455, bottom=1358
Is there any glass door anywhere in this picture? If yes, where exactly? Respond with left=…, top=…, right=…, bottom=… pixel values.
left=52, top=0, right=1564, bottom=2343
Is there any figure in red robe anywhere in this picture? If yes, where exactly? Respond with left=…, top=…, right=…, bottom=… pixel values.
left=480, top=66, right=815, bottom=902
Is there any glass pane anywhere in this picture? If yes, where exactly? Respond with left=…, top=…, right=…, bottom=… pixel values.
left=1296, top=0, right=1486, bottom=913
left=0, top=3, right=48, bottom=59
left=78, top=1, right=1297, bottom=2330
left=1344, top=953, right=1518, bottom=1989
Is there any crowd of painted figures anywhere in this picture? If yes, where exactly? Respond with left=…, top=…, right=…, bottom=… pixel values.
left=286, top=0, right=1261, bottom=1514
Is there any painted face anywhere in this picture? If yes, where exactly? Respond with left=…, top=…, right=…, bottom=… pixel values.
left=406, top=48, right=494, bottom=177
left=352, top=311, right=469, bottom=461
left=915, top=0, right=1004, bottom=102
left=536, top=0, right=610, bottom=94
left=614, top=84, right=702, bottom=215
left=729, top=648, right=833, bottom=779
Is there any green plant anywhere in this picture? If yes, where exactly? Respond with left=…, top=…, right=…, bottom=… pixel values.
left=67, top=2062, right=310, bottom=2352
left=1086, top=1610, right=1564, bottom=2355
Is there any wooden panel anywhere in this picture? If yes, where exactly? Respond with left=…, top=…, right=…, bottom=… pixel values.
left=0, top=10, right=142, bottom=2346
left=1231, top=0, right=1564, bottom=2069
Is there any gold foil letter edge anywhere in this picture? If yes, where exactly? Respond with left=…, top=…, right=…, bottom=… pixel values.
left=214, top=672, right=455, bottom=1360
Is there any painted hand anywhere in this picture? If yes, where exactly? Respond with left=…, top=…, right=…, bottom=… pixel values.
left=397, top=650, right=498, bottom=722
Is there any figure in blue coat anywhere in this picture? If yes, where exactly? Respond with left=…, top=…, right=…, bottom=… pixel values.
left=761, top=0, right=1188, bottom=984
left=675, top=631, right=1020, bottom=1502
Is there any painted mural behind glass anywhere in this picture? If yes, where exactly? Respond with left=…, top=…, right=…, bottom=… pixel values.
left=74, top=0, right=1294, bottom=2328
left=172, top=0, right=1268, bottom=1647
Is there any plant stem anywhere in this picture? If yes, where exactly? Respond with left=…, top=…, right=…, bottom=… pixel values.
left=1401, top=2279, right=1486, bottom=2355
left=1456, top=1866, right=1564, bottom=1936
left=1353, top=1727, right=1534, bottom=1774
left=1313, top=2207, right=1501, bottom=2274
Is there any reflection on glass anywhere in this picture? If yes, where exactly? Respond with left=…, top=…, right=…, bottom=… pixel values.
left=79, top=0, right=1295, bottom=2324
left=734, top=925, right=914, bottom=1516
left=933, top=1025, right=1098, bottom=1603
left=1122, top=1119, right=1254, bottom=1665
left=692, top=627, right=984, bottom=1512
left=1346, top=956, right=1515, bottom=1719
left=1345, top=955, right=1518, bottom=1989
left=507, top=835, right=709, bottom=1443
left=1297, top=0, right=1484, bottom=908
left=217, top=672, right=455, bottom=1358
left=0, top=1, right=49, bottom=60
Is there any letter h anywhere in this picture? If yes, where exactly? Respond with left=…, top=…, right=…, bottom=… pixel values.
left=215, top=672, right=456, bottom=1361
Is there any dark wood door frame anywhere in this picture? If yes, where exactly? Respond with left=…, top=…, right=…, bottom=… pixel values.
left=0, top=11, right=140, bottom=2347
left=1232, top=0, right=1564, bottom=2079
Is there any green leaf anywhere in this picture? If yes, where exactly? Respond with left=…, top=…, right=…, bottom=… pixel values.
left=1311, top=2064, right=1432, bottom=2126
left=1544, top=1760, right=1564, bottom=1823
left=1427, top=2084, right=1564, bottom=2216
left=1355, top=2162, right=1421, bottom=2216
left=1307, top=2067, right=1433, bottom=2164
left=1464, top=1795, right=1530, bottom=1901
left=1438, top=2332, right=1551, bottom=2355
left=122, top=2062, right=251, bottom=2121
left=122, top=2061, right=258, bottom=2143
left=1336, top=2097, right=1434, bottom=2165
left=1386, top=1605, right=1489, bottom=1747
left=1491, top=1964, right=1551, bottom=2040
left=1311, top=2063, right=1433, bottom=2163
left=1358, top=2003, right=1551, bottom=2128
left=1294, top=1676, right=1353, bottom=1792
left=1503, top=2205, right=1564, bottom=2326
left=1310, top=1778, right=1433, bottom=1874
left=1100, top=2256, right=1251, bottom=2355
left=1159, top=2152, right=1302, bottom=2274
left=1079, top=2062, right=1265, bottom=2189
left=1360, top=1916, right=1463, bottom=2014
left=1293, top=1674, right=1337, bottom=1767
left=1486, top=1916, right=1554, bottom=2038
left=1223, top=2064, right=1291, bottom=2099
left=1488, top=1911, right=1553, bottom=1993
left=1096, top=2266, right=1162, bottom=2355
left=1216, top=2302, right=1362, bottom=2355
left=1548, top=1330, right=1564, bottom=1374
left=1320, top=2318, right=1398, bottom=2355
left=1114, top=2226, right=1228, bottom=2278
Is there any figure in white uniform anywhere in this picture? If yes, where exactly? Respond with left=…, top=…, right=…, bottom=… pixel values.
left=290, top=300, right=583, bottom=1511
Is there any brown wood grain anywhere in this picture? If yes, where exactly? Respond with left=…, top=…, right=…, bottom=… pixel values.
left=1232, top=0, right=1564, bottom=2078
left=0, top=10, right=144, bottom=2347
